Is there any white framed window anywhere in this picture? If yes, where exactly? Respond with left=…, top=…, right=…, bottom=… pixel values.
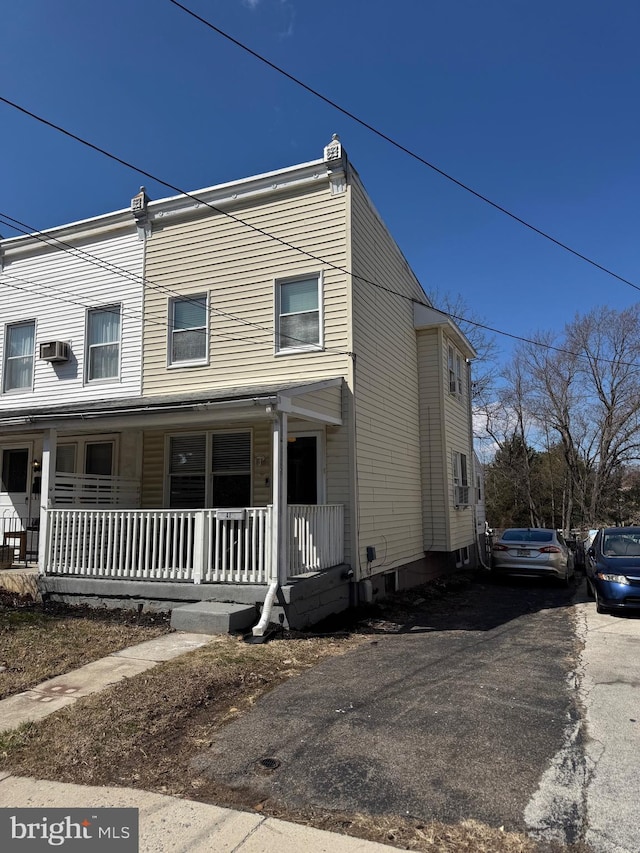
left=167, top=430, right=252, bottom=509
left=453, top=450, right=469, bottom=507
left=448, top=344, right=463, bottom=396
left=169, top=295, right=208, bottom=365
left=211, top=431, right=252, bottom=507
left=55, top=444, right=77, bottom=474
left=85, top=441, right=114, bottom=475
left=86, top=305, right=121, bottom=381
left=56, top=436, right=118, bottom=476
left=168, top=433, right=207, bottom=509
left=275, top=274, right=323, bottom=353
left=4, top=320, right=35, bottom=392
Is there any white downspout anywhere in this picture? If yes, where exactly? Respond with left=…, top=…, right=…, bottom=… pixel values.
left=253, top=410, right=288, bottom=637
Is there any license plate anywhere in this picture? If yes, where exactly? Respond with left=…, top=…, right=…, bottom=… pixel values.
left=517, top=549, right=530, bottom=557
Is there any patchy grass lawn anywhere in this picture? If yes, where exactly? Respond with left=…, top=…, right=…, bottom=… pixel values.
left=0, top=577, right=592, bottom=853
left=0, top=590, right=169, bottom=699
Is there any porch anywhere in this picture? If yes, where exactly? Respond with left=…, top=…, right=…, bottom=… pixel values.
left=44, top=503, right=344, bottom=584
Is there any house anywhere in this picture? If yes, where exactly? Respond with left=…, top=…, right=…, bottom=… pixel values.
left=0, top=136, right=478, bottom=633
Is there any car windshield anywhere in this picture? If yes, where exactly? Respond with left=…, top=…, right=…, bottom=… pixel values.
left=502, top=529, right=553, bottom=543
left=602, top=532, right=640, bottom=557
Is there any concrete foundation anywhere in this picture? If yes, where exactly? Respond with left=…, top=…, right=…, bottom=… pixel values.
left=38, top=565, right=354, bottom=632
left=0, top=568, right=41, bottom=601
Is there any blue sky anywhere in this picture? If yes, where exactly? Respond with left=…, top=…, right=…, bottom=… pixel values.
left=2, top=0, right=639, bottom=369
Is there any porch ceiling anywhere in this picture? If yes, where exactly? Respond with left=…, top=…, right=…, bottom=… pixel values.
left=0, top=378, right=344, bottom=433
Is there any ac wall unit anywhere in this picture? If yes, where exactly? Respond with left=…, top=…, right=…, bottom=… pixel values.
left=39, top=341, right=70, bottom=362
left=454, top=485, right=470, bottom=508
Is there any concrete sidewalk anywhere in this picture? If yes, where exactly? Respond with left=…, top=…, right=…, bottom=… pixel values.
left=0, top=632, right=216, bottom=731
left=0, top=775, right=395, bottom=853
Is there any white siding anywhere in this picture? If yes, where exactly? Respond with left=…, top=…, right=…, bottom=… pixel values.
left=0, top=229, right=143, bottom=410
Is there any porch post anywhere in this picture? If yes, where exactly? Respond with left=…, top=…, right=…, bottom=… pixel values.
left=271, top=411, right=289, bottom=585
left=37, top=428, right=57, bottom=572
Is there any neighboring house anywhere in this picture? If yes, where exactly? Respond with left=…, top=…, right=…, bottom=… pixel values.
left=0, top=208, right=144, bottom=565
left=0, top=137, right=478, bottom=632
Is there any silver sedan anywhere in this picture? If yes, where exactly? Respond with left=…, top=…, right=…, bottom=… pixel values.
left=491, top=528, right=575, bottom=585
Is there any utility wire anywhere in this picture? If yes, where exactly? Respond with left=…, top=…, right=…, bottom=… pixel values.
left=1, top=97, right=638, bottom=369
left=0, top=212, right=352, bottom=357
left=2, top=217, right=637, bottom=371
left=166, top=0, right=640, bottom=295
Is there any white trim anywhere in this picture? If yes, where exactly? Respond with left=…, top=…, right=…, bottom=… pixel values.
left=413, top=302, right=477, bottom=359
left=163, top=427, right=254, bottom=508
left=2, top=319, right=36, bottom=394
left=149, top=160, right=326, bottom=225
left=167, top=292, right=210, bottom=368
left=287, top=427, right=326, bottom=504
left=84, top=303, right=122, bottom=385
left=274, top=271, right=324, bottom=355
left=57, top=433, right=121, bottom=476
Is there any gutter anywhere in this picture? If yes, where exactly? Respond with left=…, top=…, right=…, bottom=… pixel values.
left=0, top=396, right=280, bottom=429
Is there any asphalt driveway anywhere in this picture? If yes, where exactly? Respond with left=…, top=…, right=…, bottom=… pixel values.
left=193, top=576, right=583, bottom=841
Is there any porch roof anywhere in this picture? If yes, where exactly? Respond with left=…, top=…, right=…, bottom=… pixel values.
left=0, top=378, right=344, bottom=432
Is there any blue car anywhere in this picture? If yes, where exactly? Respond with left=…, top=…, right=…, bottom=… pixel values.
left=586, top=527, right=640, bottom=614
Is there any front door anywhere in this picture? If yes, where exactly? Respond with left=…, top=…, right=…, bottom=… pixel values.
left=287, top=435, right=319, bottom=504
left=1, top=447, right=31, bottom=527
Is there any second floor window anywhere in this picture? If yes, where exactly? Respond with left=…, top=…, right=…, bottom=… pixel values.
left=448, top=345, right=463, bottom=396
left=87, top=306, right=120, bottom=381
left=170, top=296, right=207, bottom=364
left=4, top=321, right=35, bottom=392
left=276, top=275, right=322, bottom=352
left=453, top=450, right=469, bottom=506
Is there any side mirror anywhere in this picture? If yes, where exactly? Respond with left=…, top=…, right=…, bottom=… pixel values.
left=587, top=547, right=595, bottom=558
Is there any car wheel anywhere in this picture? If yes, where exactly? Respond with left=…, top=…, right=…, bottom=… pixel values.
left=595, top=590, right=608, bottom=614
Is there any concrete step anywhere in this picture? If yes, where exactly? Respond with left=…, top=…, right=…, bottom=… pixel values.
left=170, top=601, right=257, bottom=635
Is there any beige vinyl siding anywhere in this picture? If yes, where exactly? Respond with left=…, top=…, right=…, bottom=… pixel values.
left=140, top=416, right=351, bottom=565
left=143, top=186, right=351, bottom=395
left=416, top=330, right=448, bottom=551
left=141, top=431, right=164, bottom=508
left=441, top=336, right=475, bottom=550
left=349, top=174, right=426, bottom=577
left=141, top=421, right=271, bottom=508
left=289, top=384, right=342, bottom=423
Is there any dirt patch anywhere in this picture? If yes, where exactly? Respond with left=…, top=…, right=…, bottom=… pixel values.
left=0, top=590, right=169, bottom=699
left=0, top=575, right=592, bottom=852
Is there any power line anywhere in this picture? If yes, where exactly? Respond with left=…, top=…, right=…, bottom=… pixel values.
left=0, top=97, right=637, bottom=370
left=166, top=0, right=640, bottom=296
left=0, top=212, right=353, bottom=357
left=0, top=213, right=640, bottom=367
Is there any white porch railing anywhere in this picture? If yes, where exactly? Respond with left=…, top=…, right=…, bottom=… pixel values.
left=53, top=474, right=141, bottom=507
left=45, top=504, right=344, bottom=583
left=288, top=504, right=344, bottom=575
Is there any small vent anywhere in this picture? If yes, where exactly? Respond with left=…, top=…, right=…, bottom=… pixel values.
left=454, top=485, right=470, bottom=507
left=39, top=341, right=69, bottom=362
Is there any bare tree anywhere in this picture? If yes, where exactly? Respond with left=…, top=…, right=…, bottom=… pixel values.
left=426, top=288, right=499, bottom=403
left=503, top=305, right=640, bottom=527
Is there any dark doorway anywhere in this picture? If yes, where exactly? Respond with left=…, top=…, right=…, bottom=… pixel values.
left=2, top=448, right=29, bottom=493
left=287, top=436, right=317, bottom=504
